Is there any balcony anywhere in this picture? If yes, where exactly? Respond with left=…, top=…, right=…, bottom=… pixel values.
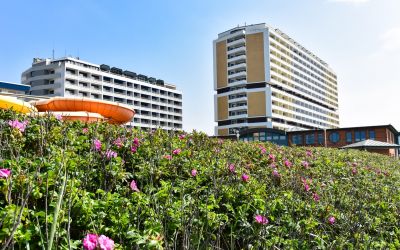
left=228, top=70, right=247, bottom=79
left=227, top=37, right=246, bottom=47
left=228, top=62, right=246, bottom=71
left=227, top=54, right=246, bottom=63
left=227, top=46, right=246, bottom=55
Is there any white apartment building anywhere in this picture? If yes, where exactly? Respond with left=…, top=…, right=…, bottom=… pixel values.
left=214, top=23, right=339, bottom=136
left=21, top=57, right=183, bottom=130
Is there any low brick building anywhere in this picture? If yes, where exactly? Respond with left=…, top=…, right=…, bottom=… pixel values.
left=287, top=125, right=399, bottom=157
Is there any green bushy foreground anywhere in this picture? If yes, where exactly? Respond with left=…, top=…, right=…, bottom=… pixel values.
left=0, top=110, right=400, bottom=249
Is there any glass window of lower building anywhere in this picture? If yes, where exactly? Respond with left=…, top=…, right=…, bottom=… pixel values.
left=305, top=134, right=315, bottom=145
left=329, top=132, right=340, bottom=143
left=355, top=131, right=366, bottom=142
left=292, top=135, right=303, bottom=145
left=346, top=132, right=352, bottom=143
left=240, top=129, right=288, bottom=146
left=318, top=133, right=324, bottom=145
left=369, top=130, right=375, bottom=140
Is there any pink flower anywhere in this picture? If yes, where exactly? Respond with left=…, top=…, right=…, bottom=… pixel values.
left=163, top=155, right=172, bottom=160
left=8, top=119, right=28, bottom=132
left=228, top=164, right=235, bottom=173
left=172, top=148, right=181, bottom=155
left=133, top=137, right=140, bottom=146
left=328, top=216, right=335, bottom=225
left=131, top=146, right=137, bottom=153
left=272, top=169, right=280, bottom=178
left=82, top=128, right=89, bottom=133
left=352, top=167, right=357, bottom=175
left=0, top=169, right=11, bottom=178
left=105, top=149, right=117, bottom=159
left=268, top=154, right=275, bottom=161
left=242, top=174, right=250, bottom=182
left=98, top=235, right=115, bottom=250
left=270, top=163, right=276, bottom=169
left=191, top=169, right=197, bottom=177
left=55, top=114, right=63, bottom=121
left=302, top=161, right=309, bottom=169
left=83, top=233, right=98, bottom=250
left=93, top=139, right=101, bottom=151
left=179, top=134, right=186, bottom=140
left=113, top=137, right=123, bottom=148
left=302, top=178, right=311, bottom=192
left=306, top=150, right=313, bottom=157
left=255, top=215, right=269, bottom=225
left=313, top=192, right=320, bottom=202
left=284, top=159, right=292, bottom=168
left=130, top=180, right=140, bottom=192
left=218, top=139, right=224, bottom=144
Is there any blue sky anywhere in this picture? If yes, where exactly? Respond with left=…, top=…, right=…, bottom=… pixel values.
left=1, top=0, right=399, bottom=134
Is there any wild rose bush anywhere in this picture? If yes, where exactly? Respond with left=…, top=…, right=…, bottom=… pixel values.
left=0, top=110, right=400, bottom=249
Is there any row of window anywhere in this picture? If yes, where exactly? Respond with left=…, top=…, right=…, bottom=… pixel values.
left=65, top=71, right=181, bottom=98
left=133, top=118, right=182, bottom=128
left=292, top=130, right=376, bottom=145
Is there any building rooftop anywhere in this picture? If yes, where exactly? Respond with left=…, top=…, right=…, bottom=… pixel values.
left=217, top=23, right=333, bottom=72
left=30, top=57, right=178, bottom=90
left=0, top=81, right=30, bottom=91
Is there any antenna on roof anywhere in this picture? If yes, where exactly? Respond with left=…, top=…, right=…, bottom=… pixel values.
left=52, top=48, right=55, bottom=60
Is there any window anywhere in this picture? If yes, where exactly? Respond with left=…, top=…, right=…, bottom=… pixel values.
left=329, top=132, right=340, bottom=143
left=318, top=133, right=324, bottom=145
left=369, top=130, right=375, bottom=140
left=292, top=135, right=303, bottom=145
left=355, top=131, right=366, bottom=142
left=305, top=134, right=315, bottom=145
left=346, top=132, right=352, bottom=143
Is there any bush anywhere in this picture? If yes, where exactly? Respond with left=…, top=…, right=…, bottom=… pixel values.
left=0, top=110, right=399, bottom=249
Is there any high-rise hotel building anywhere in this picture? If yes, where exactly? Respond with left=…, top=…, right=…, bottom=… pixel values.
left=22, top=57, right=183, bottom=130
left=214, top=23, right=339, bottom=136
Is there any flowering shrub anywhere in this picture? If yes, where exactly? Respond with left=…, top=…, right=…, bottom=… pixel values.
left=0, top=109, right=400, bottom=249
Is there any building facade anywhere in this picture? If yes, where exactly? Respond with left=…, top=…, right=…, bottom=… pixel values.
left=287, top=125, right=399, bottom=157
left=21, top=57, right=183, bottom=130
left=0, top=81, right=30, bottom=95
left=214, top=23, right=339, bottom=136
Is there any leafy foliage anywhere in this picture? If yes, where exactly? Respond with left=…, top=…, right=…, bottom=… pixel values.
left=0, top=110, right=400, bottom=249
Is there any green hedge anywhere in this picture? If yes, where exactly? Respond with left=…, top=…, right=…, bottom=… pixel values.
left=0, top=110, right=399, bottom=249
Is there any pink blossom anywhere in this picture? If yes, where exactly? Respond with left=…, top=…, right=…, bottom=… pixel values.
left=133, top=137, right=140, bottom=146
left=0, top=169, right=11, bottom=178
left=302, top=161, right=309, bottom=168
left=131, top=146, right=137, bottom=153
left=272, top=169, right=280, bottom=178
left=98, top=235, right=115, bottom=250
left=242, top=174, right=250, bottom=182
left=113, top=137, right=123, bottom=148
left=313, top=192, right=320, bottom=202
left=179, top=134, right=186, bottom=140
left=302, top=178, right=311, bottom=192
left=260, top=147, right=267, bottom=154
left=255, top=215, right=268, bottom=225
left=130, top=180, right=140, bottom=192
left=284, top=159, right=292, bottom=168
left=306, top=150, right=313, bottom=157
left=228, top=163, right=235, bottom=173
left=93, top=139, right=101, bottom=151
left=351, top=167, right=357, bottom=175
left=172, top=148, right=181, bottom=155
left=105, top=149, right=117, bottom=159
left=8, top=120, right=28, bottom=132
left=164, top=155, right=172, bottom=160
left=83, top=234, right=98, bottom=250
left=55, top=114, right=63, bottom=121
left=270, top=163, right=276, bottom=169
left=328, top=216, right=335, bottom=225
left=82, top=128, right=89, bottom=133
left=268, top=154, right=275, bottom=161
left=191, top=169, right=197, bottom=177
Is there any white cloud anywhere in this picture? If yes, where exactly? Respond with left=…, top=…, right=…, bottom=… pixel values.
left=380, top=28, right=400, bottom=51
left=329, top=0, right=370, bottom=4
